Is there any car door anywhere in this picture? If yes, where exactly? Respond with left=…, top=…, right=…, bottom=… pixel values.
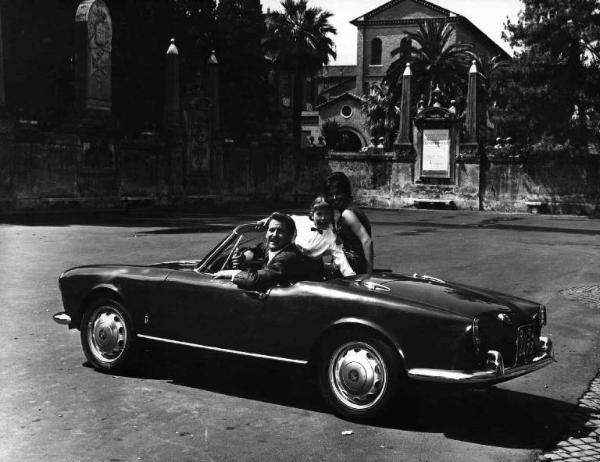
left=147, top=271, right=267, bottom=352
left=145, top=228, right=269, bottom=352
left=245, top=283, right=322, bottom=363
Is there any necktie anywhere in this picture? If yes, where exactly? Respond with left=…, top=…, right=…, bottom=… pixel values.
left=310, top=227, right=324, bottom=234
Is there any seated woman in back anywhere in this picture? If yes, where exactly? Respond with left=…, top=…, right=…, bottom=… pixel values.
left=324, top=172, right=373, bottom=275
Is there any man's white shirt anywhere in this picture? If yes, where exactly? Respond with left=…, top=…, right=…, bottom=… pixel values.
left=291, top=215, right=356, bottom=277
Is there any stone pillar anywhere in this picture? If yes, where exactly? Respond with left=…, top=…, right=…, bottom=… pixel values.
left=356, top=25, right=365, bottom=95
left=74, top=0, right=113, bottom=126
left=207, top=50, right=220, bottom=133
left=394, top=62, right=412, bottom=147
left=465, top=60, right=478, bottom=142
left=164, top=38, right=180, bottom=130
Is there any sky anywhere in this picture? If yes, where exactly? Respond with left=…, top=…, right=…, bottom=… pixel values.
left=261, top=0, right=523, bottom=64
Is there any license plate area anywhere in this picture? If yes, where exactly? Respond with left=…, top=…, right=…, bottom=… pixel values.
left=515, top=324, right=537, bottom=365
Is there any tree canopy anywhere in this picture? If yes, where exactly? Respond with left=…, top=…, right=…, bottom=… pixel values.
left=0, top=0, right=77, bottom=125
left=362, top=82, right=399, bottom=149
left=495, top=0, right=600, bottom=147
left=0, top=0, right=340, bottom=141
left=263, top=0, right=336, bottom=75
left=216, top=0, right=267, bottom=142
left=385, top=21, right=474, bottom=107
left=263, top=0, right=336, bottom=137
left=366, top=21, right=474, bottom=146
left=0, top=0, right=218, bottom=133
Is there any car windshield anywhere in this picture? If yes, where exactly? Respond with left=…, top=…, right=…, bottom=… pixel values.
left=197, top=225, right=266, bottom=274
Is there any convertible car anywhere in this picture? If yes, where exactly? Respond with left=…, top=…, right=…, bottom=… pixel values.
left=53, top=223, right=554, bottom=421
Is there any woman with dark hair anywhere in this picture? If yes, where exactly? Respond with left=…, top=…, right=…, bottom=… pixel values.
left=324, top=172, right=373, bottom=275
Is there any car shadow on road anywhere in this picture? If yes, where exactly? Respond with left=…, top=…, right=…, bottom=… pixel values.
left=378, top=383, right=592, bottom=450
left=123, top=346, right=326, bottom=413
left=119, top=346, right=589, bottom=451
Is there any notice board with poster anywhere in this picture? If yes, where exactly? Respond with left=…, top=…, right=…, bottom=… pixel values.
left=414, top=106, right=459, bottom=182
left=421, top=129, right=451, bottom=178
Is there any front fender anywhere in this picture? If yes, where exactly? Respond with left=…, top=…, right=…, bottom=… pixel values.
left=59, top=277, right=123, bottom=329
left=330, top=317, right=406, bottom=361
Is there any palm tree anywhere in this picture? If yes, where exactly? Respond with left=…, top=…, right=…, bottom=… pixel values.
left=476, top=54, right=509, bottom=105
left=263, top=0, right=337, bottom=138
left=362, top=82, right=400, bottom=149
left=385, top=21, right=474, bottom=107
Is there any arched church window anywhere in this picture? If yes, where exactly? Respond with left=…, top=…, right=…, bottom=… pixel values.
left=371, top=38, right=382, bottom=65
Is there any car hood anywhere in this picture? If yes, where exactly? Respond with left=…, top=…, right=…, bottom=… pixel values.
left=62, top=260, right=201, bottom=274
left=330, top=273, right=539, bottom=320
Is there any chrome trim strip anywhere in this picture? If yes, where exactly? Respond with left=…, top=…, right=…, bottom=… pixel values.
left=137, top=334, right=308, bottom=365
left=407, top=350, right=554, bottom=384
left=52, top=312, right=72, bottom=325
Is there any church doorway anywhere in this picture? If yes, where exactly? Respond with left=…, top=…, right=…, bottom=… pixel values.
left=338, top=129, right=363, bottom=152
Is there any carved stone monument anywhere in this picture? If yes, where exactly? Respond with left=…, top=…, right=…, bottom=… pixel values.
left=74, top=0, right=113, bottom=126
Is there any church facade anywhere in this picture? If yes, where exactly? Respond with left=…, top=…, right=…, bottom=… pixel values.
left=302, top=0, right=509, bottom=150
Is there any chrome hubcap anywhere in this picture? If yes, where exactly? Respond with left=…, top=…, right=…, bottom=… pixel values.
left=87, top=306, right=127, bottom=363
left=329, top=342, right=387, bottom=410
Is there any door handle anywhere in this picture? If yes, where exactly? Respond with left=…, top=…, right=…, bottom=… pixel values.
left=243, top=290, right=267, bottom=300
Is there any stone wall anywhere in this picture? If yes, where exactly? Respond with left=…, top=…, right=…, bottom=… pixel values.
left=0, top=128, right=170, bottom=209
left=1, top=132, right=598, bottom=215
left=312, top=150, right=480, bottom=210
left=482, top=153, right=600, bottom=215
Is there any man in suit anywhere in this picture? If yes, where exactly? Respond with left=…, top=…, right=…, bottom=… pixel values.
left=212, top=212, right=312, bottom=291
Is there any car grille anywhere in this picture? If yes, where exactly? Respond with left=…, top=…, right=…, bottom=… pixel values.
left=515, top=324, right=537, bottom=365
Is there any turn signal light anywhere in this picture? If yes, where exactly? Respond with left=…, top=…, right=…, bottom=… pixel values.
left=539, top=305, right=547, bottom=327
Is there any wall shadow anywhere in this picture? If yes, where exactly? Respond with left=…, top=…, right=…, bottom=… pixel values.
left=0, top=209, right=273, bottom=229
left=372, top=218, right=600, bottom=236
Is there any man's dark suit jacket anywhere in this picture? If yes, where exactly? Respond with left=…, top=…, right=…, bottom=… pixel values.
left=233, top=243, right=313, bottom=291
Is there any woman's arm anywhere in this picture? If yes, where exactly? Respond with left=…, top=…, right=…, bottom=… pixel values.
left=341, top=209, right=373, bottom=274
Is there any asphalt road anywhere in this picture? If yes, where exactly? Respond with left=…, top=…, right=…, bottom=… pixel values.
left=1, top=208, right=599, bottom=462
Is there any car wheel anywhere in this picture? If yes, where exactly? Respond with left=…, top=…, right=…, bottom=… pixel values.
left=318, top=334, right=401, bottom=421
left=80, top=298, right=137, bottom=373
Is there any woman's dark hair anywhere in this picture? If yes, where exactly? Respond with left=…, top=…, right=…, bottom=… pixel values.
left=324, top=171, right=353, bottom=200
left=267, top=212, right=296, bottom=235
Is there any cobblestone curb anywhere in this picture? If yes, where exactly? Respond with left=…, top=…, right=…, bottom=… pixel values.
left=538, top=372, right=600, bottom=460
left=559, top=285, right=600, bottom=310
left=538, top=286, right=600, bottom=461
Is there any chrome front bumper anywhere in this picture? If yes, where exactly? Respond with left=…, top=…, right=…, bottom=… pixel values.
left=407, top=337, right=554, bottom=384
